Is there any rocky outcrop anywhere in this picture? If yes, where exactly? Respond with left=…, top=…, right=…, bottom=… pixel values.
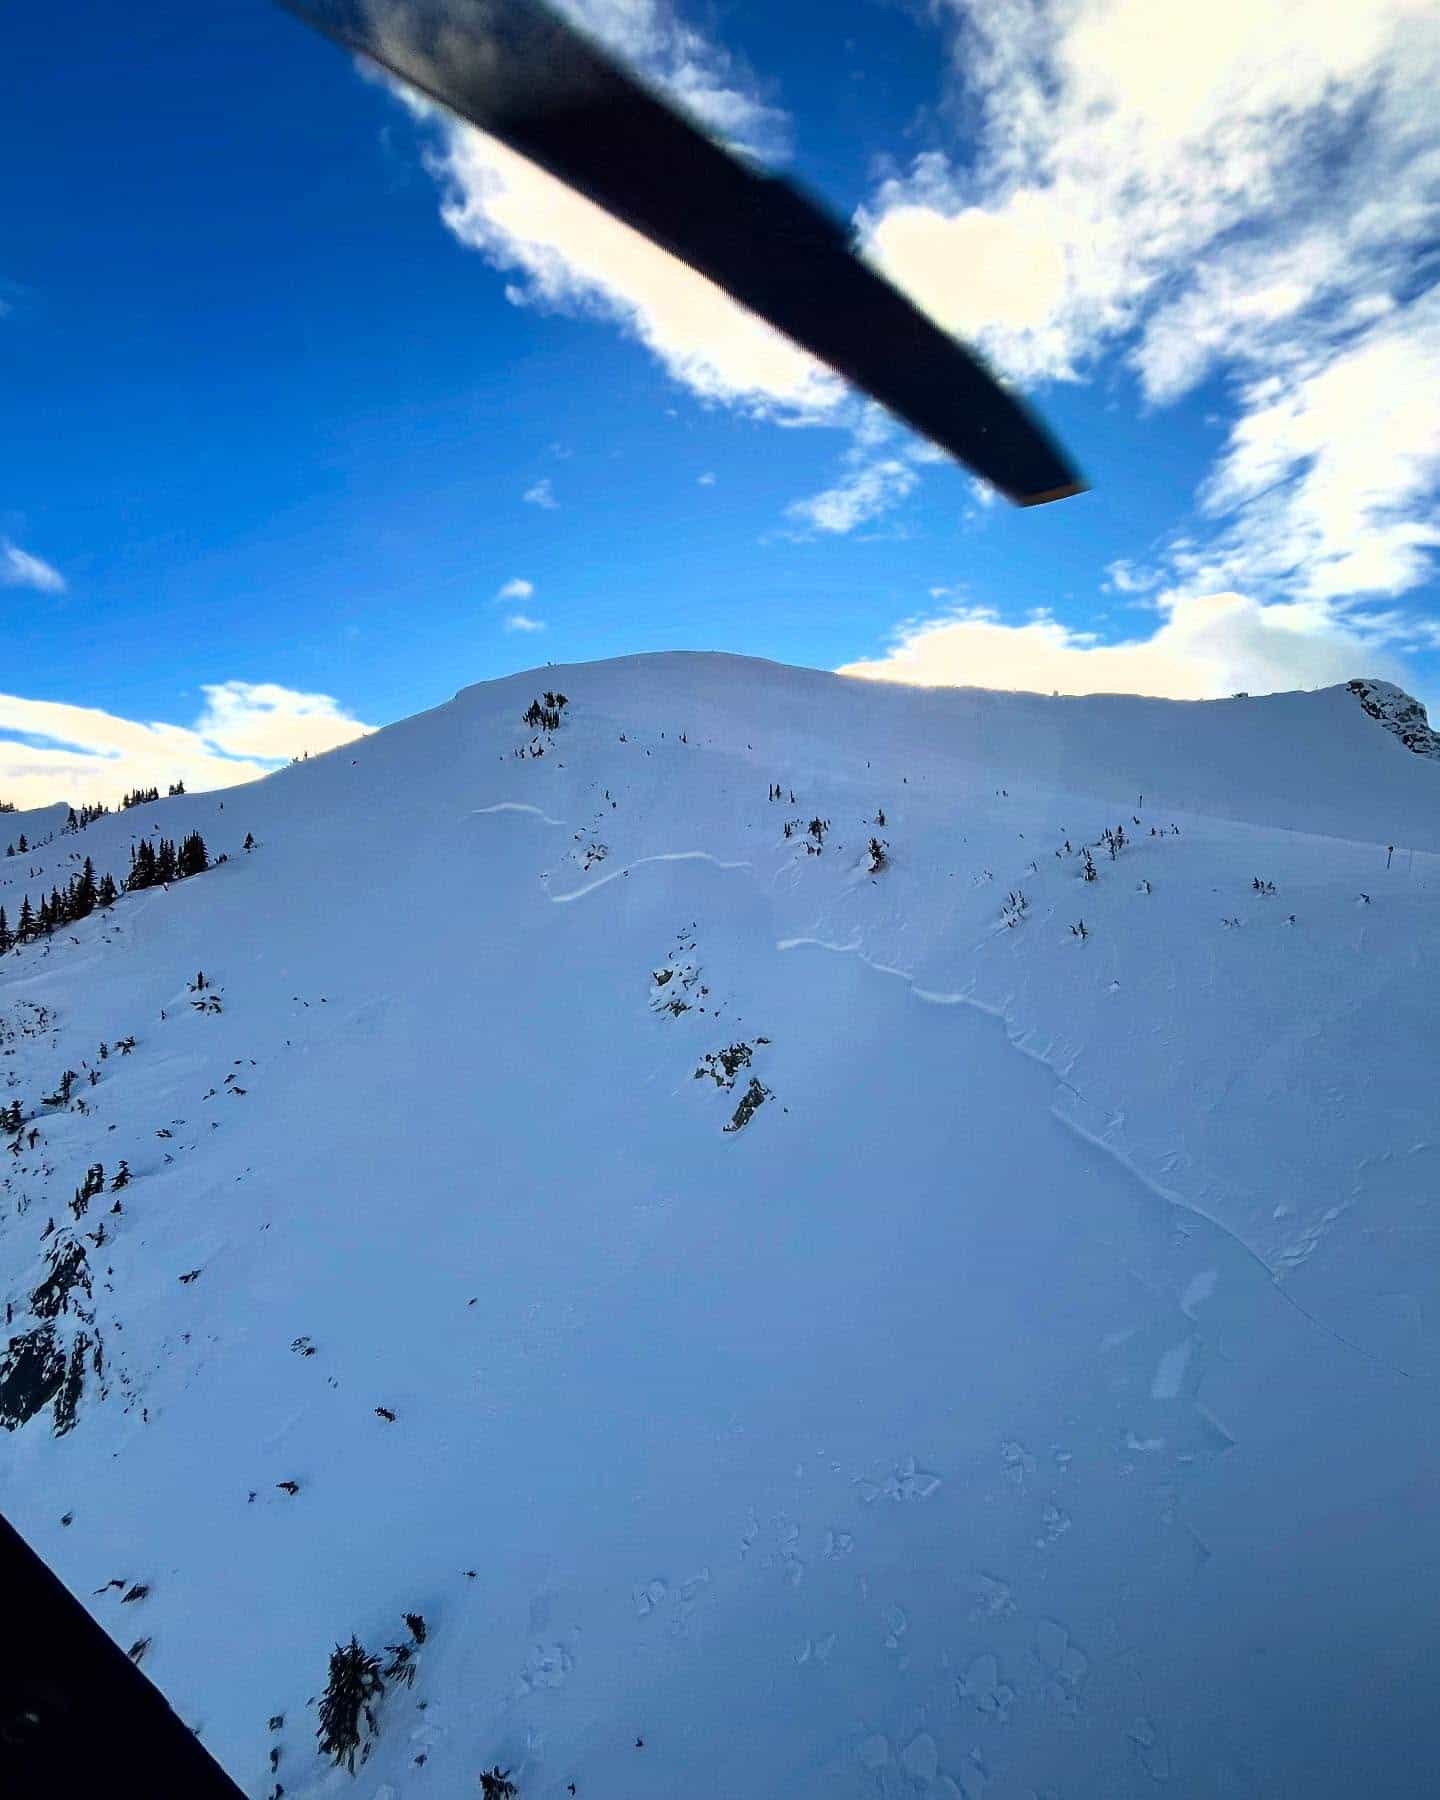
left=1348, top=679, right=1440, bottom=760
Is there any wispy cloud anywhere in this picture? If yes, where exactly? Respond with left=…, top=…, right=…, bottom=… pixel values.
left=1104, top=559, right=1165, bottom=597
left=1180, top=287, right=1440, bottom=605
left=786, top=456, right=919, bottom=536
left=0, top=682, right=374, bottom=809
left=523, top=479, right=558, bottom=510
left=2, top=539, right=66, bottom=594
left=551, top=0, right=790, bottom=158
left=504, top=612, right=546, bottom=633
left=966, top=475, right=996, bottom=511
left=697, top=471, right=717, bottom=486
left=857, top=0, right=1440, bottom=612
left=863, top=1, right=1438, bottom=393
left=497, top=576, right=535, bottom=600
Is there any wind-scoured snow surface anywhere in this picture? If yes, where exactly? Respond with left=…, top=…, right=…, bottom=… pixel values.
left=3, top=654, right=1439, bottom=1798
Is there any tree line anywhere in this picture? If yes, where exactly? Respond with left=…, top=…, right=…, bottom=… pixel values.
left=1, top=783, right=189, bottom=852
left=120, top=783, right=186, bottom=809
left=126, top=831, right=210, bottom=887
left=0, top=833, right=210, bottom=956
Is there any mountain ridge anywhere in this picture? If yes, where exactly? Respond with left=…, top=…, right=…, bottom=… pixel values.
left=2, top=653, right=1437, bottom=1798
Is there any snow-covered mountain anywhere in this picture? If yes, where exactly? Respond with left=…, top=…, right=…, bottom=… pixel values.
left=3, top=653, right=1438, bottom=1799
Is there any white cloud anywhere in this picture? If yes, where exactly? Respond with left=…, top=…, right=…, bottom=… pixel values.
left=967, top=476, right=997, bottom=511
left=192, top=682, right=374, bottom=761
left=786, top=456, right=919, bottom=536
left=523, top=478, right=558, bottom=509
left=0, top=683, right=374, bottom=809
left=781, top=400, right=940, bottom=535
left=858, top=0, right=1440, bottom=604
left=2, top=539, right=65, bottom=594
left=1104, top=559, right=1164, bottom=596
left=388, top=2, right=842, bottom=420
left=1186, top=286, right=1440, bottom=603
left=859, top=177, right=1077, bottom=385
left=697, top=471, right=717, bottom=486
left=504, top=613, right=546, bottom=633
left=863, top=1, right=1438, bottom=391
left=838, top=591, right=1413, bottom=702
left=497, top=576, right=535, bottom=600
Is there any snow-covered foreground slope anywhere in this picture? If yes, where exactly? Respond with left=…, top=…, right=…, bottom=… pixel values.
left=3, top=654, right=1439, bottom=1799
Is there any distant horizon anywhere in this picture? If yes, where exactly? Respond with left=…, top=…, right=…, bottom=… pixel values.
left=4, top=650, right=1429, bottom=816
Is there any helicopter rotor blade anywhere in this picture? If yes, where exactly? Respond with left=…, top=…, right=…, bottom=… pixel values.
left=277, top=0, right=1086, bottom=507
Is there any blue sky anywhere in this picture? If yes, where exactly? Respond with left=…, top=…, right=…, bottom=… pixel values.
left=3, top=0, right=1438, bottom=803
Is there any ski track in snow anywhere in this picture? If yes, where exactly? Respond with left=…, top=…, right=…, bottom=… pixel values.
left=547, top=849, right=752, bottom=904
left=468, top=801, right=568, bottom=826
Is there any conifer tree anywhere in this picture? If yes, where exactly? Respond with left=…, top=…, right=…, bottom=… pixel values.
left=316, top=1638, right=385, bottom=1772
left=178, top=831, right=209, bottom=876
left=0, top=906, right=9, bottom=954
left=127, top=842, right=156, bottom=891
left=73, top=858, right=98, bottom=919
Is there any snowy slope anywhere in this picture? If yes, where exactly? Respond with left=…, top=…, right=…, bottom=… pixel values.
left=3, top=654, right=1439, bottom=1800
